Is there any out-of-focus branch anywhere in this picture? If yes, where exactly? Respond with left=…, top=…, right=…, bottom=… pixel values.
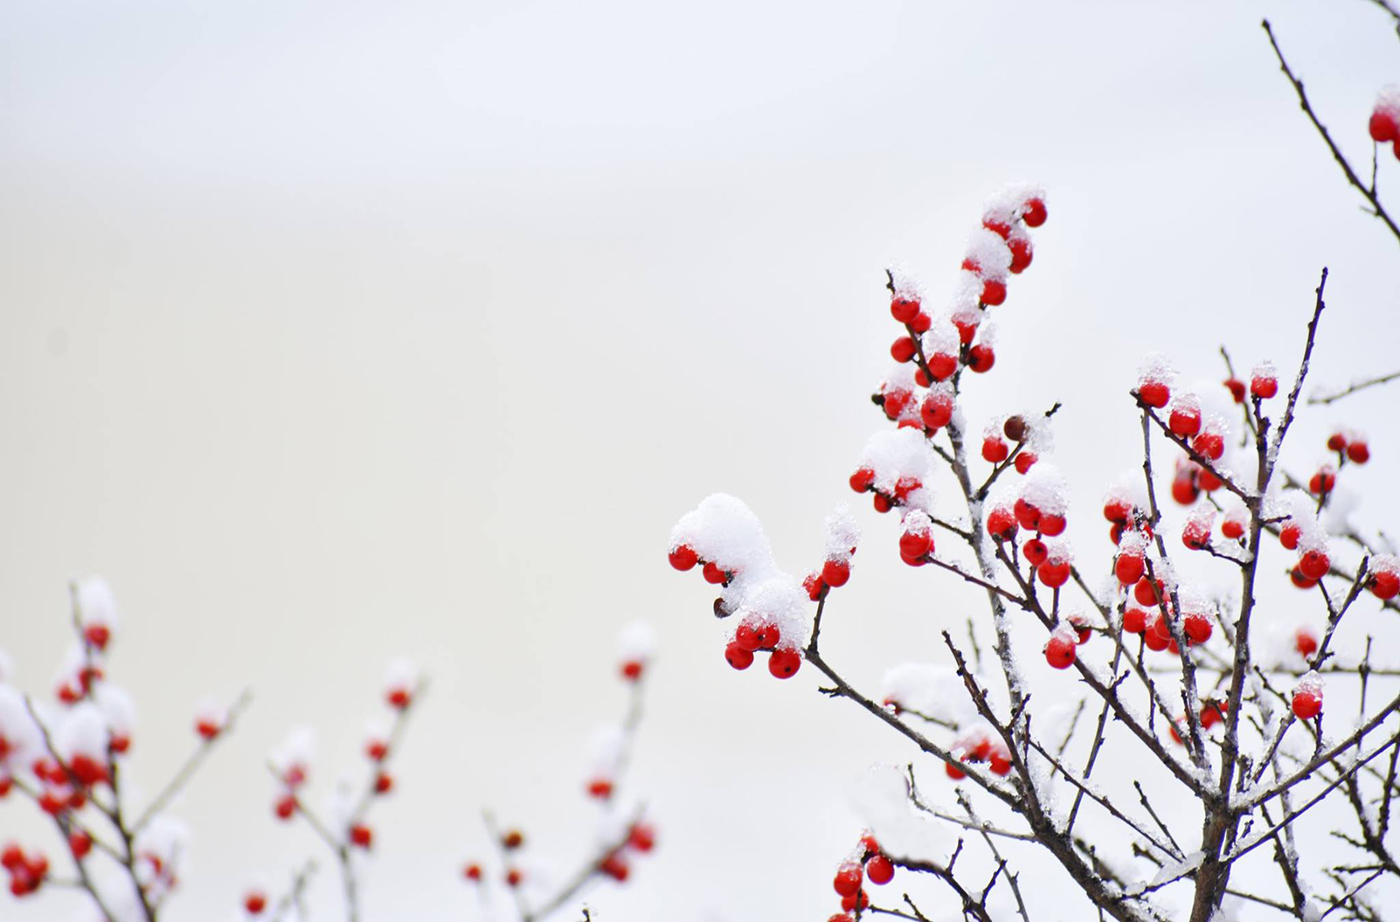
left=133, top=689, right=252, bottom=833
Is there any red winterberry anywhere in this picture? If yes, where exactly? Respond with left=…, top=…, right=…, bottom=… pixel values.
left=1013, top=498, right=1041, bottom=531
left=724, top=642, right=754, bottom=671
left=1294, top=628, right=1319, bottom=658
left=1279, top=522, right=1301, bottom=550
left=981, top=279, right=1006, bottom=306
left=1103, top=499, right=1131, bottom=523
left=899, top=529, right=932, bottom=561
left=968, top=344, right=995, bottom=373
left=668, top=544, right=698, bottom=571
left=865, top=854, right=894, bottom=885
left=1115, top=551, right=1145, bottom=586
left=986, top=507, right=1017, bottom=540
left=196, top=719, right=221, bottom=741
left=702, top=561, right=727, bottom=585
left=1347, top=441, right=1369, bottom=464
left=1133, top=577, right=1163, bottom=607
left=274, top=794, right=296, bottom=820
left=1169, top=407, right=1201, bottom=437
left=68, top=831, right=91, bottom=859
left=1023, top=538, right=1048, bottom=567
left=600, top=852, right=630, bottom=882
left=849, top=468, right=875, bottom=493
left=464, top=863, right=482, bottom=881
left=621, top=660, right=643, bottom=680
left=1299, top=549, right=1330, bottom=580
left=1038, top=560, right=1070, bottom=588
left=890, top=336, right=916, bottom=363
left=1183, top=612, right=1212, bottom=645
left=1250, top=374, right=1278, bottom=399
left=833, top=863, right=863, bottom=897
left=982, top=435, right=1009, bottom=463
left=1008, top=238, right=1032, bottom=273
left=387, top=688, right=411, bottom=709
left=1013, top=452, right=1037, bottom=474
left=890, top=297, right=920, bottom=324
left=1138, top=381, right=1170, bottom=408
left=768, top=648, right=802, bottom=679
left=374, top=772, right=393, bottom=795
left=909, top=312, right=931, bottom=334
left=1292, top=688, right=1322, bottom=720
left=920, top=393, right=953, bottom=430
left=1122, top=608, right=1148, bottom=634
left=506, top=868, right=523, bottom=887
left=1327, top=432, right=1348, bottom=452
left=1370, top=109, right=1398, bottom=143
left=1290, top=567, right=1317, bottom=590
left=245, top=891, right=267, bottom=914
left=1044, top=634, right=1076, bottom=669
left=822, top=559, right=851, bottom=588
left=628, top=823, right=656, bottom=852
left=927, top=352, right=957, bottom=381
left=1171, top=474, right=1199, bottom=505
left=83, top=624, right=110, bottom=650
left=1023, top=198, right=1047, bottom=227
left=1308, top=469, right=1336, bottom=495
left=1369, top=569, right=1400, bottom=601
left=1039, top=513, right=1066, bottom=537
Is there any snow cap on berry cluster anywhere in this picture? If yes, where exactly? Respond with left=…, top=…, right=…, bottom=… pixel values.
left=1372, top=554, right=1400, bottom=579
left=1117, top=526, right=1148, bottom=558
left=93, top=684, right=135, bottom=745
left=920, top=317, right=959, bottom=359
left=617, top=620, right=657, bottom=665
left=54, top=702, right=109, bottom=765
left=134, top=816, right=189, bottom=900
left=964, top=228, right=1012, bottom=282
left=886, top=269, right=921, bottom=303
left=881, top=663, right=978, bottom=726
left=900, top=508, right=933, bottom=538
left=1104, top=472, right=1148, bottom=519
left=670, top=494, right=811, bottom=649
left=0, top=685, right=42, bottom=769
left=857, top=429, right=935, bottom=509
left=1049, top=620, right=1079, bottom=648
left=1042, top=537, right=1073, bottom=566
left=1019, top=464, right=1069, bottom=517
left=984, top=183, right=1046, bottom=226
left=1138, top=353, right=1177, bottom=389
left=194, top=695, right=229, bottom=732
left=823, top=504, right=860, bottom=565
left=75, top=576, right=120, bottom=635
left=52, top=643, right=91, bottom=699
left=1250, top=359, right=1277, bottom=383
left=270, top=726, right=315, bottom=781
left=1272, top=493, right=1330, bottom=553
left=1169, top=391, right=1200, bottom=416
left=948, top=273, right=983, bottom=327
left=586, top=724, right=625, bottom=782
left=1184, top=505, right=1216, bottom=537
left=1293, top=670, right=1323, bottom=699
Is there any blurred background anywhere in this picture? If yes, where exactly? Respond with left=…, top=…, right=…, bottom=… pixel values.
left=2, top=0, right=1398, bottom=919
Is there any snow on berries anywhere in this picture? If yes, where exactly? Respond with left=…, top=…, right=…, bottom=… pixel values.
left=670, top=494, right=812, bottom=677
left=585, top=725, right=624, bottom=800
left=898, top=509, right=934, bottom=566
left=850, top=428, right=935, bottom=514
left=1370, top=85, right=1400, bottom=159
left=1249, top=360, right=1279, bottom=399
left=1044, top=622, right=1078, bottom=669
left=1368, top=555, right=1400, bottom=601
left=1036, top=539, right=1073, bottom=588
left=194, top=696, right=230, bottom=740
left=820, top=504, right=861, bottom=590
left=1181, top=506, right=1215, bottom=550
left=1291, top=673, right=1324, bottom=720
left=2, top=843, right=48, bottom=898
left=270, top=726, right=315, bottom=791
left=1016, top=465, right=1070, bottom=539
left=616, top=621, right=656, bottom=682
left=1136, top=354, right=1176, bottom=409
left=53, top=703, right=111, bottom=788
left=74, top=577, right=120, bottom=652
left=1167, top=393, right=1202, bottom=437
left=383, top=658, right=420, bottom=710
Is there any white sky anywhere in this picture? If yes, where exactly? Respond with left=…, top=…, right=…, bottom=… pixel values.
left=2, top=1, right=1398, bottom=920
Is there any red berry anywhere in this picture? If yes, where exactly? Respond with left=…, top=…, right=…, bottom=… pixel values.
left=822, top=559, right=851, bottom=588
left=920, top=393, right=953, bottom=430
left=83, top=624, right=110, bottom=650
left=68, top=831, right=91, bottom=859
left=909, top=312, right=931, bottom=334
left=928, top=352, right=958, bottom=381
left=914, top=367, right=932, bottom=387
left=890, top=336, right=916, bottom=363
left=1023, top=198, right=1047, bottom=227
left=374, top=772, right=393, bottom=795
left=1250, top=375, right=1278, bottom=399
left=849, top=468, right=875, bottom=493
left=1369, top=569, right=1400, bottom=601
left=1013, top=498, right=1041, bottom=531
left=628, top=823, right=656, bottom=852
left=989, top=745, right=1012, bottom=776
left=1134, top=577, right=1163, bottom=607
left=1279, top=522, right=1301, bottom=550
left=768, top=648, right=802, bottom=679
left=1221, top=517, right=1244, bottom=540
left=890, top=297, right=920, bottom=324
left=841, top=889, right=869, bottom=912
left=1023, top=538, right=1048, bottom=567
left=69, top=754, right=109, bottom=788
left=1308, top=469, right=1336, bottom=495
left=1292, top=688, right=1322, bottom=720
left=859, top=833, right=881, bottom=857
left=984, top=220, right=1011, bottom=239
left=350, top=824, right=372, bottom=849
left=981, top=279, right=1006, bottom=306
left=1008, top=238, right=1032, bottom=273
left=1115, top=551, right=1144, bottom=586
left=1370, top=109, right=1398, bottom=143
left=954, top=319, right=978, bottom=344
left=1138, top=381, right=1170, bottom=408
left=1299, top=549, right=1330, bottom=581
left=1294, top=628, right=1319, bottom=658
left=1198, top=470, right=1223, bottom=494
left=1143, top=625, right=1169, bottom=652
left=899, top=529, right=932, bottom=561
left=1327, top=432, right=1348, bottom=452
left=968, top=344, right=995, bottom=373
left=982, top=436, right=1009, bottom=463
left=1200, top=701, right=1227, bottom=729
left=668, top=544, right=698, bottom=571
left=464, top=863, right=482, bottom=881
left=986, top=507, right=1017, bottom=540
left=833, top=862, right=863, bottom=897
left=865, top=854, right=894, bottom=885
left=600, top=852, right=630, bottom=881
left=366, top=740, right=388, bottom=761
left=506, top=869, right=523, bottom=887
left=1347, top=441, right=1370, bottom=464
left=724, top=642, right=754, bottom=671
left=1038, top=561, right=1070, bottom=588
left=804, top=572, right=826, bottom=599
left=1039, top=513, right=1066, bottom=537
left=828, top=915, right=854, bottom=922
left=1183, top=612, right=1212, bottom=645
left=1122, top=608, right=1148, bottom=634
left=245, top=892, right=267, bottom=914
left=387, top=688, right=411, bottom=709
left=275, top=794, right=297, bottom=821
left=945, top=760, right=965, bottom=780
left=621, top=660, right=643, bottom=680
left=882, top=388, right=911, bottom=420
left=1044, top=634, right=1076, bottom=669
left=1192, top=432, right=1224, bottom=461
left=702, top=561, right=728, bottom=585
left=195, top=719, right=221, bottom=741
left=1169, top=407, right=1201, bottom=437
left=1171, top=474, right=1199, bottom=506
left=503, top=830, right=525, bottom=849
left=1068, top=614, right=1092, bottom=644
left=1103, top=499, right=1131, bottom=523
left=1182, top=520, right=1211, bottom=550
left=873, top=493, right=892, bottom=513
left=1013, top=452, right=1037, bottom=474
left=1224, top=378, right=1245, bottom=403
left=1290, top=567, right=1318, bottom=590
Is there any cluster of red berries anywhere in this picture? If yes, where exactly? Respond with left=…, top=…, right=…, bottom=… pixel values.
left=598, top=822, right=656, bottom=883
left=943, top=726, right=1013, bottom=778
left=723, top=612, right=802, bottom=679
left=30, top=754, right=100, bottom=816
left=829, top=832, right=894, bottom=918
left=981, top=415, right=1039, bottom=474
left=804, top=547, right=856, bottom=603
left=1, top=843, right=47, bottom=898
left=984, top=483, right=1071, bottom=594
left=1370, top=90, right=1400, bottom=159
left=848, top=464, right=923, bottom=515
left=667, top=543, right=732, bottom=588
left=1276, top=518, right=1332, bottom=590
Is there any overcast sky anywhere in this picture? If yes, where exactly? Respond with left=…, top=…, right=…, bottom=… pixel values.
left=2, top=1, right=1398, bottom=920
